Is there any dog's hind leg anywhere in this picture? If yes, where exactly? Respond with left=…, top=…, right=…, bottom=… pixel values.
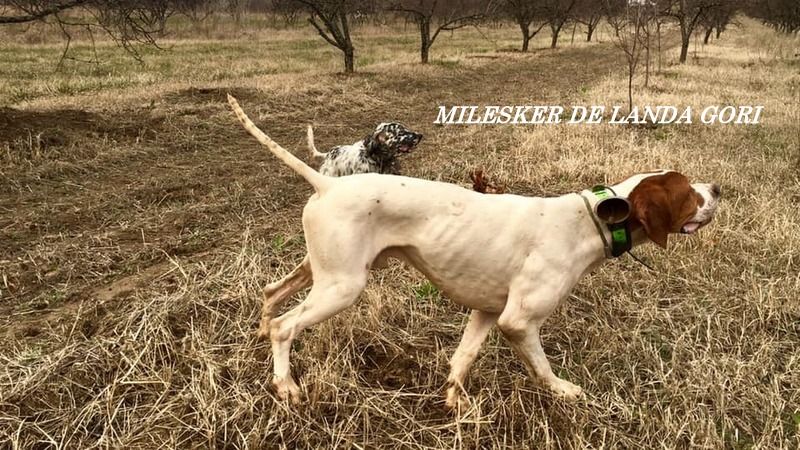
left=257, top=255, right=313, bottom=340
left=269, top=270, right=368, bottom=404
left=445, top=309, right=499, bottom=409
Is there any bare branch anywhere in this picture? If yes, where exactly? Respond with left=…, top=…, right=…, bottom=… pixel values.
left=308, top=14, right=342, bottom=48
left=292, top=0, right=357, bottom=72
left=0, top=0, right=85, bottom=24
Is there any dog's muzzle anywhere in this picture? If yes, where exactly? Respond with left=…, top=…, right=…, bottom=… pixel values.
left=398, top=133, right=423, bottom=153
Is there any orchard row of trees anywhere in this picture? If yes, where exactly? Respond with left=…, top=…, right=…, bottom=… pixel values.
left=1, top=0, right=797, bottom=72
left=747, top=0, right=800, bottom=33
left=249, top=0, right=748, bottom=72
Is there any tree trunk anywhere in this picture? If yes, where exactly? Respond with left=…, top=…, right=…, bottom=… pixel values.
left=420, top=18, right=431, bottom=63
left=628, top=69, right=634, bottom=112
left=340, top=11, right=354, bottom=73
left=550, top=24, right=561, bottom=49
left=679, top=32, right=690, bottom=63
left=570, top=22, right=576, bottom=45
left=644, top=34, right=650, bottom=87
left=715, top=27, right=721, bottom=39
left=703, top=27, right=712, bottom=44
left=519, top=21, right=531, bottom=52
left=344, top=46, right=354, bottom=73
left=232, top=8, right=241, bottom=25
left=657, top=21, right=662, bottom=73
left=586, top=23, right=595, bottom=42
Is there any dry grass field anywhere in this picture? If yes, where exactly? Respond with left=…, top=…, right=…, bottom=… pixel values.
left=1, top=14, right=799, bottom=449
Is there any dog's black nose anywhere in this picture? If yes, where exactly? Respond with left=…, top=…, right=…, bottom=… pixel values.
left=711, top=184, right=721, bottom=198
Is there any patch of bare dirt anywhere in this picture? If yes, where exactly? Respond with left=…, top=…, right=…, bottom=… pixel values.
left=359, top=343, right=424, bottom=389
left=0, top=107, right=166, bottom=148
left=165, top=86, right=262, bottom=104
left=90, top=260, right=176, bottom=303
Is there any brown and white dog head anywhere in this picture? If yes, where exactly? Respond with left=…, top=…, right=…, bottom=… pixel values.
left=615, top=171, right=721, bottom=248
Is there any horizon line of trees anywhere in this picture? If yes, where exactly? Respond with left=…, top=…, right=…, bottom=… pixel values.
left=1, top=0, right=797, bottom=73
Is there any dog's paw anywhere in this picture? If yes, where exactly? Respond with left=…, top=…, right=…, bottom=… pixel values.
left=273, top=376, right=301, bottom=405
left=444, top=385, right=470, bottom=411
left=549, top=379, right=584, bottom=402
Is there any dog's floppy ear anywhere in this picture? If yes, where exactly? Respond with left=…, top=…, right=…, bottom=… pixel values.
left=364, top=131, right=385, bottom=154
left=629, top=176, right=673, bottom=249
left=374, top=131, right=388, bottom=143
left=367, top=127, right=390, bottom=147
left=631, top=193, right=671, bottom=248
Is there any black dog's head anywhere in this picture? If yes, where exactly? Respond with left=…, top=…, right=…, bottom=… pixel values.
left=364, top=122, right=423, bottom=161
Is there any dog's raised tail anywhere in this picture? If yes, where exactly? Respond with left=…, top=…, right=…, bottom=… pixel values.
left=227, top=94, right=330, bottom=193
left=306, top=125, right=326, bottom=159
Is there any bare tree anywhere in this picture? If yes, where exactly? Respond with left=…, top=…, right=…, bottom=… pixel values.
left=640, top=2, right=658, bottom=86
left=388, top=1, right=490, bottom=64
left=504, top=0, right=546, bottom=52
left=662, top=0, right=723, bottom=63
left=603, top=0, right=626, bottom=37
left=0, top=1, right=173, bottom=65
left=225, top=0, right=251, bottom=24
left=272, top=0, right=303, bottom=25
left=748, top=0, right=800, bottom=33
left=174, top=0, right=219, bottom=24
left=541, top=0, right=576, bottom=48
left=653, top=1, right=664, bottom=72
left=607, top=0, right=650, bottom=111
left=700, top=0, right=737, bottom=43
left=294, top=0, right=364, bottom=73
left=573, top=0, right=602, bottom=41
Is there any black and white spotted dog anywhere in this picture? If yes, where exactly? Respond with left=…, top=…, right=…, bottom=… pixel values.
left=307, top=123, right=423, bottom=177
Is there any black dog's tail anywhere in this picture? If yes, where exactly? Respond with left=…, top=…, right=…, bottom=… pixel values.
left=227, top=95, right=332, bottom=193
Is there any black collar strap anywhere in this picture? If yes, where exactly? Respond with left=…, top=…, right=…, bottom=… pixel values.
left=580, top=185, right=633, bottom=258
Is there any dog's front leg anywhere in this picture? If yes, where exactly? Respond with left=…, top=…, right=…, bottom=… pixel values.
left=501, top=322, right=583, bottom=400
left=445, top=309, right=499, bottom=409
left=498, top=273, right=584, bottom=401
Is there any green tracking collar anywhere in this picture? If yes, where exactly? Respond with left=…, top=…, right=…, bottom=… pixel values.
left=582, top=185, right=633, bottom=258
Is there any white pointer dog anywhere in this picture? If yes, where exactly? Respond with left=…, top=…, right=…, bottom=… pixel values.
left=227, top=95, right=721, bottom=407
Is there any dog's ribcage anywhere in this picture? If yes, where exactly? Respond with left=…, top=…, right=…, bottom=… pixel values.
left=318, top=142, right=382, bottom=177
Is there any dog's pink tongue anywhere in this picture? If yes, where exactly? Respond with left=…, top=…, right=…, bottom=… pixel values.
left=682, top=222, right=701, bottom=234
